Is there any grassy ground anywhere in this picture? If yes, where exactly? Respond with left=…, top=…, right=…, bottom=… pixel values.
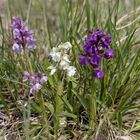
left=0, top=0, right=140, bottom=140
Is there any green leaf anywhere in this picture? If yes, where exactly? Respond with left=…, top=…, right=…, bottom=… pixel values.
left=86, top=0, right=91, bottom=30
left=44, top=102, right=54, bottom=114
left=72, top=90, right=88, bottom=112
left=121, top=52, right=139, bottom=85
left=31, top=101, right=42, bottom=113
left=61, top=96, right=73, bottom=112
left=131, top=122, right=140, bottom=132
left=57, top=111, right=77, bottom=119
left=117, top=112, right=122, bottom=130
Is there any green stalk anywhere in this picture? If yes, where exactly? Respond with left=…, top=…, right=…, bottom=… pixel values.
left=26, top=0, right=32, bottom=24
left=54, top=80, right=63, bottom=135
left=23, top=96, right=31, bottom=140
left=42, top=0, right=52, bottom=48
left=100, top=60, right=108, bottom=101
left=27, top=54, right=33, bottom=73
left=86, top=0, right=91, bottom=31
left=37, top=92, right=48, bottom=124
left=89, top=79, right=96, bottom=134
left=23, top=50, right=33, bottom=72
left=20, top=51, right=26, bottom=70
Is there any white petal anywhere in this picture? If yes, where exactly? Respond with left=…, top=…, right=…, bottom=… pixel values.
left=58, top=43, right=63, bottom=49
left=52, top=47, right=59, bottom=52
left=50, top=51, right=61, bottom=62
left=63, top=42, right=72, bottom=49
left=47, top=66, right=56, bottom=75
left=59, top=60, right=69, bottom=70
left=58, top=42, right=72, bottom=50
left=50, top=68, right=56, bottom=75
left=62, top=54, right=70, bottom=63
left=67, top=66, right=76, bottom=77
left=47, top=66, right=54, bottom=69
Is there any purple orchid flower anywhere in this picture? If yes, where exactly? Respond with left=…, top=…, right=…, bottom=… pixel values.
left=23, top=71, right=48, bottom=94
left=79, top=29, right=115, bottom=78
left=11, top=17, right=37, bottom=53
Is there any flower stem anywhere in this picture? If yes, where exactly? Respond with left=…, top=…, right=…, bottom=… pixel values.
left=54, top=80, right=63, bottom=135
left=23, top=96, right=31, bottom=140
left=37, top=92, right=48, bottom=124
left=89, top=79, right=96, bottom=134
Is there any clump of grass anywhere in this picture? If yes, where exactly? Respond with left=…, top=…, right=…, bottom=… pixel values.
left=0, top=0, right=140, bottom=140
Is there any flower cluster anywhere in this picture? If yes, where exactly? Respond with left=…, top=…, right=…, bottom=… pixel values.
left=11, top=17, right=37, bottom=53
left=48, top=42, right=76, bottom=77
left=79, top=29, right=115, bottom=78
left=23, top=71, right=48, bottom=94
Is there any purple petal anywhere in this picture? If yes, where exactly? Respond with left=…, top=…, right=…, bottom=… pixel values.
left=30, top=83, right=42, bottom=94
left=90, top=54, right=101, bottom=67
left=26, top=37, right=37, bottom=44
left=27, top=45, right=37, bottom=50
left=23, top=71, right=30, bottom=82
left=100, top=39, right=111, bottom=48
left=13, top=28, right=20, bottom=38
left=78, top=54, right=89, bottom=65
left=20, top=29, right=33, bottom=37
left=24, top=71, right=30, bottom=76
left=40, top=76, right=48, bottom=83
left=12, top=43, right=21, bottom=53
left=38, top=71, right=44, bottom=76
left=85, top=35, right=97, bottom=45
left=30, top=74, right=36, bottom=83
left=33, top=83, right=42, bottom=90
left=30, top=87, right=35, bottom=94
left=35, top=78, right=40, bottom=83
left=92, top=46, right=98, bottom=54
left=83, top=44, right=93, bottom=53
left=104, top=49, right=115, bottom=59
left=94, top=69, right=104, bottom=78
left=11, top=17, right=27, bottom=30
